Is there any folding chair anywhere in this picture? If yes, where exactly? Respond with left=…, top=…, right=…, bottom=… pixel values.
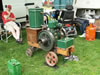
left=0, top=21, right=22, bottom=43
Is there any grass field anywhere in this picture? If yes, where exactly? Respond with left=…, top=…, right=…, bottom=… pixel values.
left=0, top=30, right=100, bottom=75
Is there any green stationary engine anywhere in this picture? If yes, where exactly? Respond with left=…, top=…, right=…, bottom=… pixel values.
left=26, top=8, right=75, bottom=67
left=38, top=19, right=75, bottom=51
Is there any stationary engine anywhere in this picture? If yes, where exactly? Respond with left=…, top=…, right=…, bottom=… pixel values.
left=38, top=20, right=76, bottom=51
left=26, top=8, right=76, bottom=66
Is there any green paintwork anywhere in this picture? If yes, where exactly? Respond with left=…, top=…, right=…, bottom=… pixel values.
left=8, top=59, right=21, bottom=75
left=48, top=20, right=58, bottom=29
left=50, top=29, right=61, bottom=40
left=29, top=8, right=43, bottom=28
left=57, top=38, right=73, bottom=49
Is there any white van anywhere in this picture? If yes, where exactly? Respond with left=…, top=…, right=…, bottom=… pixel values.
left=74, top=0, right=100, bottom=18
left=0, top=0, right=42, bottom=23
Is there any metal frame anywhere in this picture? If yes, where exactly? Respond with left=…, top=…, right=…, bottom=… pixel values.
left=0, top=22, right=22, bottom=43
left=0, top=29, right=12, bottom=43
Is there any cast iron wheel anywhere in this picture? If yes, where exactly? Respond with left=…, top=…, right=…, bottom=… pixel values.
left=26, top=46, right=35, bottom=57
left=38, top=30, right=55, bottom=51
left=45, top=51, right=58, bottom=67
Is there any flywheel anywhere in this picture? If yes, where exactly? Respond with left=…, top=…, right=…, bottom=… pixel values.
left=38, top=30, right=55, bottom=51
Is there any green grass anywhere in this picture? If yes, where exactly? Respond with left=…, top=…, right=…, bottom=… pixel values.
left=0, top=30, right=100, bottom=75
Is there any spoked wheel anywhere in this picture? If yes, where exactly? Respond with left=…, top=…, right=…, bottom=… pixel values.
left=45, top=51, right=58, bottom=67
left=26, top=46, right=35, bottom=57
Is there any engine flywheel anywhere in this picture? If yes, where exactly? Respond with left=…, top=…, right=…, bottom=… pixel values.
left=38, top=30, right=55, bottom=51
